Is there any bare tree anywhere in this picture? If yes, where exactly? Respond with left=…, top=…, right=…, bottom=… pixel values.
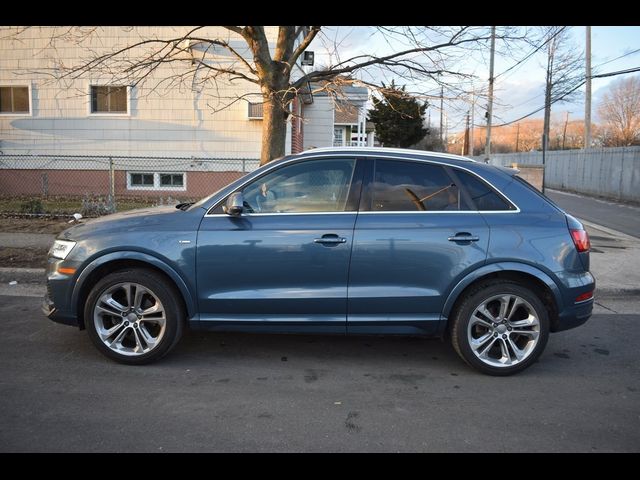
left=597, top=75, right=640, bottom=146
left=6, top=26, right=526, bottom=164
left=540, top=27, right=583, bottom=151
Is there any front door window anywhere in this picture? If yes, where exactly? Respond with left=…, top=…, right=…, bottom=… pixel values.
left=241, top=159, right=356, bottom=213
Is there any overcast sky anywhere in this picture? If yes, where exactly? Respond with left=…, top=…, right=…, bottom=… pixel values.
left=310, top=26, right=640, bottom=133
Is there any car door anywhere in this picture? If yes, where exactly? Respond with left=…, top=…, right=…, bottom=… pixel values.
left=347, top=158, right=490, bottom=335
left=196, top=157, right=363, bottom=333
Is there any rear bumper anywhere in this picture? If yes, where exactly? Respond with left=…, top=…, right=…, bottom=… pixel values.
left=552, top=270, right=595, bottom=332
left=554, top=298, right=594, bottom=332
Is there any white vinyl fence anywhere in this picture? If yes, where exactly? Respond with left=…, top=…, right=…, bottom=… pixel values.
left=473, top=147, right=640, bottom=203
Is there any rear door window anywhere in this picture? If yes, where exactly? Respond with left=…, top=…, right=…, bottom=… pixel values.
left=370, top=159, right=465, bottom=211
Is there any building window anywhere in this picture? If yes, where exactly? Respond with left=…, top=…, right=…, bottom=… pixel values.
left=248, top=102, right=263, bottom=119
left=160, top=173, right=184, bottom=188
left=0, top=86, right=30, bottom=114
left=130, top=173, right=155, bottom=188
left=90, top=86, right=128, bottom=114
left=127, top=172, right=186, bottom=191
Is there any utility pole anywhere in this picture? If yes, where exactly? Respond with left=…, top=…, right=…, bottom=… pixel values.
left=584, top=26, right=592, bottom=149
left=484, top=25, right=496, bottom=163
left=562, top=111, right=571, bottom=150
left=439, top=85, right=444, bottom=149
left=444, top=112, right=449, bottom=152
left=515, top=123, right=520, bottom=153
left=469, top=88, right=475, bottom=156
left=541, top=132, right=547, bottom=194
left=462, top=112, right=471, bottom=155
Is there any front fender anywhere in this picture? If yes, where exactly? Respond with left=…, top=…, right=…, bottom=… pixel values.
left=71, top=251, right=198, bottom=320
left=441, top=261, right=564, bottom=320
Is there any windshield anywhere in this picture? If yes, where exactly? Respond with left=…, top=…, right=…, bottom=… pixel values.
left=181, top=155, right=292, bottom=211
left=185, top=185, right=231, bottom=211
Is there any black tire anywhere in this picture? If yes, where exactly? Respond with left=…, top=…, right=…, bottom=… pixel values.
left=450, top=280, right=550, bottom=376
left=84, top=268, right=184, bottom=365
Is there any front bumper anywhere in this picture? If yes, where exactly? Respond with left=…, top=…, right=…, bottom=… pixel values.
left=43, top=256, right=81, bottom=327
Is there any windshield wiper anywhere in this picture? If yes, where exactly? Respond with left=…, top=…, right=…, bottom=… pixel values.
left=175, top=202, right=195, bottom=211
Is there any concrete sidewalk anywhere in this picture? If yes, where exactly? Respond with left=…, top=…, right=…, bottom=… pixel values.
left=0, top=232, right=55, bottom=249
left=584, top=222, right=640, bottom=295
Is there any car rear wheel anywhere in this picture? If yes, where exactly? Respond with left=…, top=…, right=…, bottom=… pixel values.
left=84, top=268, right=184, bottom=365
left=450, top=280, right=549, bottom=376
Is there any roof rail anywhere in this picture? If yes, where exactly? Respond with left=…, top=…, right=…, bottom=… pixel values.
left=297, top=146, right=476, bottom=162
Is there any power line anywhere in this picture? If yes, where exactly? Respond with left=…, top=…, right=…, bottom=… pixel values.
left=491, top=65, right=640, bottom=127
left=494, top=35, right=637, bottom=114
left=494, top=27, right=567, bottom=81
left=593, top=47, right=640, bottom=69
left=591, top=66, right=640, bottom=79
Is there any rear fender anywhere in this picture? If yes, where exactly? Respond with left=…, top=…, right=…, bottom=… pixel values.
left=441, top=261, right=563, bottom=322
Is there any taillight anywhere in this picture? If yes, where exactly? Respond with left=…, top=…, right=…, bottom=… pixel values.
left=575, top=291, right=594, bottom=303
left=570, top=229, right=590, bottom=252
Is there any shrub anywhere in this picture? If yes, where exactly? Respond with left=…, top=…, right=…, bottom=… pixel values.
left=81, top=195, right=113, bottom=217
left=20, top=198, right=44, bottom=214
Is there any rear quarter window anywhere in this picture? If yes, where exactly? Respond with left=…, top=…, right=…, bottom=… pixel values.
left=454, top=169, right=516, bottom=211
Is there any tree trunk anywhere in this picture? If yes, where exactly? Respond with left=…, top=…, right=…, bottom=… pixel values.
left=260, top=90, right=290, bottom=166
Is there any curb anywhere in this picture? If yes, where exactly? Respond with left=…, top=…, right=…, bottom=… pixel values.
left=595, top=288, right=640, bottom=297
left=0, top=267, right=46, bottom=275
left=581, top=220, right=639, bottom=241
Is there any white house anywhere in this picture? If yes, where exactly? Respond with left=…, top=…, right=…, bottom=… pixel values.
left=0, top=26, right=373, bottom=200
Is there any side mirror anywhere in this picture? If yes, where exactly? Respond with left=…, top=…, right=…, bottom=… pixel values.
left=224, top=192, right=244, bottom=216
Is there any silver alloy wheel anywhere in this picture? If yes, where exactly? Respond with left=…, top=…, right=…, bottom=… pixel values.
left=93, top=282, right=167, bottom=356
left=467, top=294, right=540, bottom=368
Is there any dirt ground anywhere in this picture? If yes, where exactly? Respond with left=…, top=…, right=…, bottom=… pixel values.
left=0, top=216, right=68, bottom=268
left=0, top=216, right=70, bottom=234
left=0, top=247, right=48, bottom=269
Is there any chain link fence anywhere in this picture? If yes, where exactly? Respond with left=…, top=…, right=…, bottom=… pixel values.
left=0, top=154, right=260, bottom=216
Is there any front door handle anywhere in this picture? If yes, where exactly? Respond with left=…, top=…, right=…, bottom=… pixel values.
left=448, top=233, right=480, bottom=242
left=314, top=234, right=347, bottom=245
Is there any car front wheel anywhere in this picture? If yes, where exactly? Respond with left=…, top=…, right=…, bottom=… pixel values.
left=84, top=268, right=184, bottom=365
left=451, top=280, right=550, bottom=376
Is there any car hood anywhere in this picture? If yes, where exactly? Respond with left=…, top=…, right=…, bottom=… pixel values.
left=59, top=205, right=188, bottom=241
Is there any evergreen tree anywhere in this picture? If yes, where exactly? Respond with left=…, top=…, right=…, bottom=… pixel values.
left=368, top=82, right=428, bottom=148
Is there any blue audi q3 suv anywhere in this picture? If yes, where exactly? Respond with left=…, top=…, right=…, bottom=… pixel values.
left=43, top=147, right=595, bottom=375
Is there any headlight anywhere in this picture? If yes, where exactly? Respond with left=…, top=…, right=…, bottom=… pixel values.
left=49, top=240, right=77, bottom=260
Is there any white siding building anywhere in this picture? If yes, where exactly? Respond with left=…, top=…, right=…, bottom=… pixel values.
left=0, top=26, right=271, bottom=159
left=0, top=27, right=373, bottom=201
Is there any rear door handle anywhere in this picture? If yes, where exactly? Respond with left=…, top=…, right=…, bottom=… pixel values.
left=314, top=234, right=347, bottom=245
left=448, top=233, right=480, bottom=242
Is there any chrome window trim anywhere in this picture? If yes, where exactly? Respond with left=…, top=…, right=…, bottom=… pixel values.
left=204, top=212, right=358, bottom=218
left=358, top=210, right=483, bottom=215
left=203, top=153, right=520, bottom=217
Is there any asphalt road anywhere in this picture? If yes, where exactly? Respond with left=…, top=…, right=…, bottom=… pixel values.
left=1, top=294, right=638, bottom=453
left=546, top=189, right=640, bottom=238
